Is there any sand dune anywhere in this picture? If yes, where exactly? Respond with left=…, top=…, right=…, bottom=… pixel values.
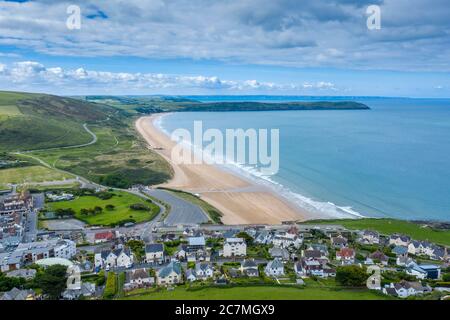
left=136, top=115, right=316, bottom=225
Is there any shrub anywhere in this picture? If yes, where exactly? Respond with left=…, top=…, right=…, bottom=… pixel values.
left=336, top=265, right=368, bottom=287
left=103, top=272, right=117, bottom=299
left=105, top=204, right=115, bottom=211
left=130, top=203, right=150, bottom=211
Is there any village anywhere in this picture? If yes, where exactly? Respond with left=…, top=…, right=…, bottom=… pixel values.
left=0, top=189, right=449, bottom=300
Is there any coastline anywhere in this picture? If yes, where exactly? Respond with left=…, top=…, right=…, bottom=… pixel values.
left=136, top=114, right=326, bottom=225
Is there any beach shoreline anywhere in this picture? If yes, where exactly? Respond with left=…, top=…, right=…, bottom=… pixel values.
left=135, top=114, right=327, bottom=225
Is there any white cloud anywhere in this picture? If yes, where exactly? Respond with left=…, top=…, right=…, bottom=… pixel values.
left=0, top=0, right=449, bottom=71
left=0, top=60, right=337, bottom=94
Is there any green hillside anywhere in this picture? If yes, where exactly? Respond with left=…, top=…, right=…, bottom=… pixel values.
left=0, top=91, right=172, bottom=188
left=0, top=91, right=117, bottom=151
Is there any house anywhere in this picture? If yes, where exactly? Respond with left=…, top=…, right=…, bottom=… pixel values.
left=240, top=259, right=259, bottom=277
left=360, top=230, right=380, bottom=244
left=0, top=251, right=22, bottom=272
left=269, top=246, right=290, bottom=261
left=95, top=248, right=133, bottom=269
left=94, top=231, right=115, bottom=243
left=5, top=268, right=36, bottom=280
left=145, top=243, right=165, bottom=264
left=187, top=237, right=206, bottom=252
left=384, top=281, right=430, bottom=298
left=389, top=234, right=410, bottom=247
left=331, top=235, right=348, bottom=248
left=195, top=262, right=214, bottom=279
left=222, top=238, right=246, bottom=257
left=15, top=239, right=76, bottom=263
left=0, top=287, right=35, bottom=300
left=302, top=248, right=327, bottom=262
left=124, top=268, right=154, bottom=290
left=272, top=232, right=302, bottom=249
left=254, top=231, right=272, bottom=245
left=396, top=255, right=415, bottom=267
left=62, top=282, right=96, bottom=300
left=366, top=250, right=389, bottom=266
left=336, top=247, right=355, bottom=265
left=157, top=261, right=182, bottom=285
left=392, top=245, right=408, bottom=256
left=265, top=258, right=284, bottom=277
left=185, top=269, right=198, bottom=282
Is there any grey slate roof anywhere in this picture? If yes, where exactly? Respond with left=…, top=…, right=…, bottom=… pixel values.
left=146, top=243, right=164, bottom=253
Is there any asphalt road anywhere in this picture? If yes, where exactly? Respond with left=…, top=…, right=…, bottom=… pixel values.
left=144, top=189, right=209, bottom=226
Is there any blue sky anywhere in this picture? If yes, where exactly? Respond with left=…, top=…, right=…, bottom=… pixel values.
left=0, top=0, right=449, bottom=97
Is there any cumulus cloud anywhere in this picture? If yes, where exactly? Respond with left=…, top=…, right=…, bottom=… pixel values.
left=0, top=60, right=337, bottom=94
left=0, top=0, right=449, bottom=71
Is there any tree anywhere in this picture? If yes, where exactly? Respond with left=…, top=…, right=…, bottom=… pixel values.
left=335, top=265, right=368, bottom=287
left=34, top=264, right=68, bottom=299
left=442, top=273, right=450, bottom=282
left=126, top=240, right=145, bottom=262
left=236, top=231, right=254, bottom=245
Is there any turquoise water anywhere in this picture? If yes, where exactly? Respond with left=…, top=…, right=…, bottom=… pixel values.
left=158, top=97, right=450, bottom=221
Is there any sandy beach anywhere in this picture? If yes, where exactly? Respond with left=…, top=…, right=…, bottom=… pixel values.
left=136, top=114, right=317, bottom=225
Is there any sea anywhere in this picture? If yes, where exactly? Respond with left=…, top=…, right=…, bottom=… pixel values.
left=155, top=96, right=450, bottom=222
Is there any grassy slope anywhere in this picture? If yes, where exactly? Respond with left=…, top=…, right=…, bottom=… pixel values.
left=47, top=191, right=160, bottom=226
left=0, top=91, right=172, bottom=188
left=0, top=165, right=73, bottom=184
left=122, top=286, right=389, bottom=300
left=0, top=91, right=116, bottom=151
left=302, top=218, right=450, bottom=246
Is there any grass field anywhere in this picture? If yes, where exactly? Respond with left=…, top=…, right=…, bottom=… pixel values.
left=302, top=218, right=450, bottom=246
left=0, top=165, right=73, bottom=184
left=122, top=286, right=390, bottom=300
left=46, top=190, right=160, bottom=226
left=29, top=122, right=172, bottom=188
left=0, top=105, right=21, bottom=117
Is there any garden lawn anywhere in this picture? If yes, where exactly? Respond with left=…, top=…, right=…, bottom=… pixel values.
left=122, top=286, right=390, bottom=300
left=0, top=165, right=73, bottom=184
left=302, top=218, right=450, bottom=246
left=47, top=191, right=159, bottom=226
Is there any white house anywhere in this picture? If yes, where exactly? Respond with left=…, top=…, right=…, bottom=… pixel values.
left=254, top=231, right=272, bottom=245
left=157, top=261, right=182, bottom=285
left=272, top=232, right=302, bottom=249
left=95, top=248, right=133, bottom=269
left=360, top=230, right=380, bottom=244
left=389, top=234, right=410, bottom=247
left=222, top=238, right=246, bottom=257
left=145, top=243, right=165, bottom=264
left=335, top=247, right=355, bottom=265
left=265, top=258, right=284, bottom=277
left=124, top=268, right=154, bottom=290
left=195, top=262, right=214, bottom=279
left=383, top=281, right=430, bottom=298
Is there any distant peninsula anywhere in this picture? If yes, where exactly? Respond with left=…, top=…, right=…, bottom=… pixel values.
left=81, top=96, right=371, bottom=113
left=175, top=101, right=370, bottom=112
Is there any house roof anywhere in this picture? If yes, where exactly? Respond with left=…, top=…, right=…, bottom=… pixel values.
left=392, top=246, right=408, bottom=255
left=337, top=247, right=355, bottom=257
left=369, top=250, right=388, bottom=261
left=226, top=237, right=244, bottom=243
left=242, top=259, right=257, bottom=268
left=94, top=231, right=114, bottom=240
left=146, top=243, right=164, bottom=253
left=267, top=258, right=284, bottom=270
left=158, top=261, right=181, bottom=278
left=188, top=237, right=205, bottom=246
